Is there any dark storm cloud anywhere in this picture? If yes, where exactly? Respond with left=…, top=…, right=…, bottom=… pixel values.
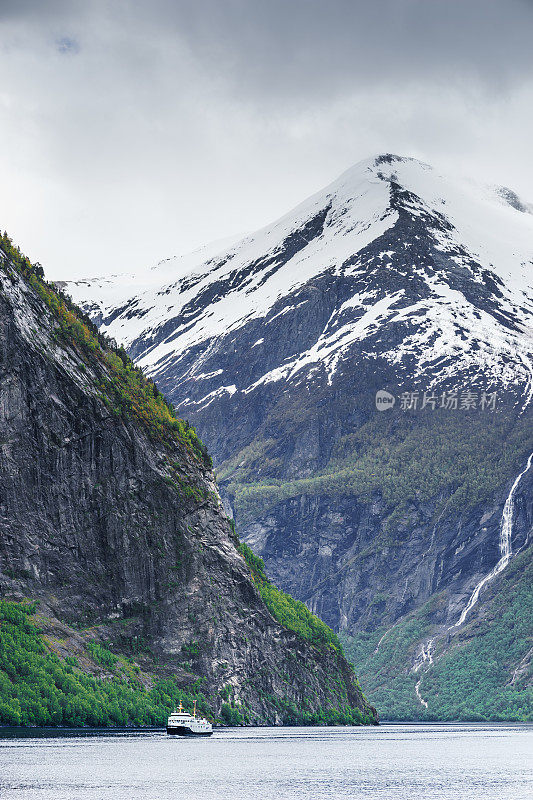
left=159, top=0, right=533, bottom=98
left=0, top=0, right=532, bottom=280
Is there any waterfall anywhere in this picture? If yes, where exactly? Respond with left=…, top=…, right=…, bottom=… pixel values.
left=415, top=679, right=428, bottom=708
left=413, top=451, right=532, bottom=707
left=413, top=638, right=434, bottom=671
left=451, top=363, right=533, bottom=628
left=451, top=451, right=533, bottom=629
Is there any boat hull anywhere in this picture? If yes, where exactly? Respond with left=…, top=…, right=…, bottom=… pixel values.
left=166, top=725, right=213, bottom=737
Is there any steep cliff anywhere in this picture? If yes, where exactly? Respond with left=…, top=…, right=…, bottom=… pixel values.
left=0, top=237, right=376, bottom=726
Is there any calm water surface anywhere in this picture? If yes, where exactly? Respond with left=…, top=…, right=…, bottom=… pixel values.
left=0, top=723, right=531, bottom=800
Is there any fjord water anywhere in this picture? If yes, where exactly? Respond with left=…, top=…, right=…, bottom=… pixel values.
left=1, top=724, right=531, bottom=800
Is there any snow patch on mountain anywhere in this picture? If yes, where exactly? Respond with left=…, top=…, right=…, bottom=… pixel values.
left=243, top=291, right=404, bottom=392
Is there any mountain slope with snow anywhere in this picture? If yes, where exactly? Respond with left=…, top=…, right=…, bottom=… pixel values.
left=65, top=154, right=533, bottom=720
left=66, top=154, right=533, bottom=414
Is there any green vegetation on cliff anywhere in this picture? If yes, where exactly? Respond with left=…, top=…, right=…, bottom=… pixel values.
left=239, top=542, right=342, bottom=652
left=0, top=600, right=375, bottom=728
left=222, top=411, right=533, bottom=526
left=0, top=231, right=210, bottom=466
left=0, top=600, right=212, bottom=727
left=341, top=544, right=533, bottom=721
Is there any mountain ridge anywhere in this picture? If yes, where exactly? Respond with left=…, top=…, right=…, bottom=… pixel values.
left=65, top=154, right=533, bottom=410
left=64, top=154, right=533, bottom=720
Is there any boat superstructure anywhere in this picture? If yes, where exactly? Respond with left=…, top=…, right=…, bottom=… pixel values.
left=166, top=701, right=213, bottom=736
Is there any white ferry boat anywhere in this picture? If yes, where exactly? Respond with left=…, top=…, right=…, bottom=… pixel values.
left=166, top=701, right=213, bottom=736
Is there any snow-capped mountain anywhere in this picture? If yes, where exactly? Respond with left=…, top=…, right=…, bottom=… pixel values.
left=65, top=154, right=533, bottom=720
left=66, top=154, right=533, bottom=417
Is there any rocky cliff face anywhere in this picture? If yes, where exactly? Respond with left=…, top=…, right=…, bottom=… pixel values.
left=0, top=246, right=376, bottom=725
left=240, top=459, right=533, bottom=630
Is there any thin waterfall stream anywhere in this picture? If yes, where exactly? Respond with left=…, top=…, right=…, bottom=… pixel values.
left=414, top=450, right=533, bottom=707
left=450, top=450, right=533, bottom=629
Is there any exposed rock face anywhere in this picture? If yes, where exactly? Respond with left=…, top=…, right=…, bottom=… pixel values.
left=0, top=258, right=376, bottom=724
left=240, top=474, right=533, bottom=633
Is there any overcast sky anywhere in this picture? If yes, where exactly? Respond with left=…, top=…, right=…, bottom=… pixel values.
left=1, top=0, right=532, bottom=280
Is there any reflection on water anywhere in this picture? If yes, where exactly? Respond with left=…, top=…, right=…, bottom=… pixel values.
left=0, top=723, right=531, bottom=800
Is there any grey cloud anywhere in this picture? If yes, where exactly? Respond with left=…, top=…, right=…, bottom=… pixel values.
left=0, top=0, right=531, bottom=280
left=5, top=1, right=533, bottom=93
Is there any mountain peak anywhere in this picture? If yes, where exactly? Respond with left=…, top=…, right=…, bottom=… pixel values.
left=333, top=152, right=432, bottom=186
left=374, top=152, right=412, bottom=165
